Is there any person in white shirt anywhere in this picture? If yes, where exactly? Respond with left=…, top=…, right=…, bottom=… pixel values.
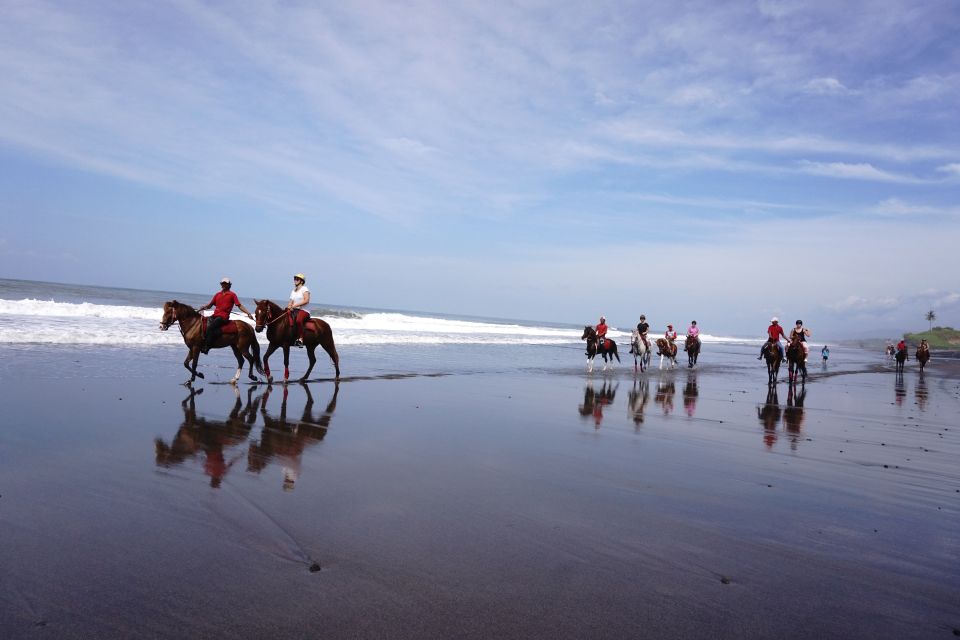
left=287, top=273, right=311, bottom=346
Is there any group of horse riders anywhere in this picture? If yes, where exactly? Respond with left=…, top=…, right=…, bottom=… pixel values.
left=758, top=317, right=811, bottom=361
left=197, top=273, right=312, bottom=353
left=593, top=315, right=700, bottom=355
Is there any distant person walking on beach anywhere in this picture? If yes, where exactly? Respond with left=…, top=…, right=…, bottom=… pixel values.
left=821, top=345, right=829, bottom=363
left=198, top=277, right=254, bottom=354
left=759, top=317, right=787, bottom=360
left=790, top=320, right=812, bottom=361
left=636, top=315, right=650, bottom=349
left=286, top=273, right=311, bottom=347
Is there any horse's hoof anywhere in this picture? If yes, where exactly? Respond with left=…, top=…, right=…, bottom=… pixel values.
left=196, top=372, right=205, bottom=379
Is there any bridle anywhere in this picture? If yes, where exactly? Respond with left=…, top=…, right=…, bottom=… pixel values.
left=255, top=303, right=288, bottom=331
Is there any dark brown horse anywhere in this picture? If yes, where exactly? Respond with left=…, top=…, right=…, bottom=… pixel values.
left=895, top=345, right=908, bottom=374
left=655, top=337, right=677, bottom=369
left=762, top=339, right=782, bottom=385
left=916, top=342, right=930, bottom=372
left=786, top=335, right=807, bottom=384
left=253, top=299, right=340, bottom=383
left=160, top=300, right=263, bottom=383
left=582, top=326, right=620, bottom=372
left=684, top=335, right=700, bottom=368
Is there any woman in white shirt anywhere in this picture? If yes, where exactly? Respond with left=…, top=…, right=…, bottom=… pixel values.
left=287, top=273, right=311, bottom=346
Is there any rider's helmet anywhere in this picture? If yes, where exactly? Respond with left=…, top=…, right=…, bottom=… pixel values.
left=220, top=277, right=231, bottom=286
left=600, top=316, right=606, bottom=322
left=796, top=320, right=803, bottom=326
left=294, top=273, right=306, bottom=283
left=771, top=316, right=779, bottom=323
left=639, top=315, right=646, bottom=320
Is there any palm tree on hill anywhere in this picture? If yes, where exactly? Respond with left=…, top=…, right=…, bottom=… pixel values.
left=925, top=310, right=936, bottom=331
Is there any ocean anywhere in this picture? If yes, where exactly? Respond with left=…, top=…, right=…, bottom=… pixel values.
left=1, top=277, right=871, bottom=382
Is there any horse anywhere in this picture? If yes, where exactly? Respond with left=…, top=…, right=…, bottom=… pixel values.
left=916, top=343, right=930, bottom=373
left=758, top=385, right=781, bottom=449
left=582, top=326, right=620, bottom=373
left=655, top=337, right=678, bottom=370
left=761, top=339, right=782, bottom=385
left=629, top=329, right=651, bottom=373
left=785, top=336, right=807, bottom=384
left=895, top=346, right=908, bottom=374
left=627, top=377, right=650, bottom=429
left=159, top=300, right=263, bottom=384
left=253, top=299, right=340, bottom=383
left=684, top=335, right=701, bottom=368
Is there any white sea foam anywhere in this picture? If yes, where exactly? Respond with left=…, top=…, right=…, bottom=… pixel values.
left=0, top=298, right=759, bottom=346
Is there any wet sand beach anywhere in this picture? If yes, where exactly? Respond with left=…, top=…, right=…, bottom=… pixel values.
left=1, top=346, right=958, bottom=639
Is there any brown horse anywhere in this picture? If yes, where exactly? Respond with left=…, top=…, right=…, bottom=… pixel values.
left=684, top=335, right=700, bottom=368
left=762, top=339, right=782, bottom=385
left=786, top=335, right=807, bottom=384
left=253, top=299, right=340, bottom=383
left=916, top=342, right=930, bottom=372
left=655, top=338, right=677, bottom=369
left=895, top=346, right=908, bottom=374
left=160, top=300, right=263, bottom=383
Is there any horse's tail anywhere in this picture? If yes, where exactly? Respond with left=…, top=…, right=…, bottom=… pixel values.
left=614, top=345, right=621, bottom=363
left=250, top=332, right=264, bottom=375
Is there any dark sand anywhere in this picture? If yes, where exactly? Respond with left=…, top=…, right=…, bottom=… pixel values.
left=1, top=348, right=958, bottom=639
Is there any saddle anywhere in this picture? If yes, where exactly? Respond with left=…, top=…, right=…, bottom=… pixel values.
left=201, top=317, right=238, bottom=335
left=601, top=338, right=613, bottom=351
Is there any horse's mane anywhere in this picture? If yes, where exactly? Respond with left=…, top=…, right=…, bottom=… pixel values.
left=169, top=300, right=199, bottom=317
left=258, top=299, right=284, bottom=313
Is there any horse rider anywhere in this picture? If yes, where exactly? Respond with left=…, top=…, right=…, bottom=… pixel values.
left=636, top=315, right=650, bottom=350
left=198, top=277, right=254, bottom=354
left=789, top=320, right=812, bottom=361
left=685, top=320, right=700, bottom=351
left=758, top=317, right=787, bottom=360
left=287, top=273, right=311, bottom=347
left=896, top=338, right=907, bottom=354
left=664, top=324, right=678, bottom=344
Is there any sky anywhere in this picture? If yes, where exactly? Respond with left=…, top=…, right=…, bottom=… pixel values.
left=1, top=0, right=958, bottom=338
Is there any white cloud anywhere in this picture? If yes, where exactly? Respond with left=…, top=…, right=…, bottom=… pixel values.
left=825, top=295, right=900, bottom=313
left=797, top=161, right=925, bottom=184
left=870, top=198, right=960, bottom=216
left=804, top=77, right=850, bottom=95
left=937, top=163, right=960, bottom=178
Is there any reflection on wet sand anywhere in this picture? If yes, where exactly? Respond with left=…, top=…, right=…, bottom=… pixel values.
left=155, top=383, right=338, bottom=490
left=683, top=371, right=698, bottom=417
left=578, top=381, right=618, bottom=429
left=783, top=385, right=807, bottom=450
left=654, top=377, right=676, bottom=416
left=895, top=372, right=907, bottom=406
left=250, top=383, right=338, bottom=491
left=915, top=372, right=928, bottom=412
left=155, top=385, right=260, bottom=487
left=758, top=386, right=782, bottom=449
left=757, top=385, right=807, bottom=450
left=627, top=377, right=649, bottom=430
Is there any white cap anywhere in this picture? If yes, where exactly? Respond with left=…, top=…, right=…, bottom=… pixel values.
left=220, top=277, right=231, bottom=284
left=771, top=316, right=779, bottom=323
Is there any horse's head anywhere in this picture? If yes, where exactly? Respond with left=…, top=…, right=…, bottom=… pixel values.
left=159, top=300, right=178, bottom=331
left=582, top=326, right=596, bottom=341
left=253, top=299, right=274, bottom=333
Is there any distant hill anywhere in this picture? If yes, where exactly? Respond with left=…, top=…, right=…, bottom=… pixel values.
left=904, top=326, right=960, bottom=349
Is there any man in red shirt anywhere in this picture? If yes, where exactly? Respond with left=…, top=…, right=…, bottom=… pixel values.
left=758, top=317, right=787, bottom=360
left=198, top=277, right=254, bottom=354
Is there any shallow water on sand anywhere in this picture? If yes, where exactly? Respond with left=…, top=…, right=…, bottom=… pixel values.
left=1, top=343, right=958, bottom=639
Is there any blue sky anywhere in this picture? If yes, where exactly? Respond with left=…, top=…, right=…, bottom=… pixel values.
left=1, top=0, right=958, bottom=337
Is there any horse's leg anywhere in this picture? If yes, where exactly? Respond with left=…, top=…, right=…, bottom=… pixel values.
left=262, top=343, right=279, bottom=383
left=184, top=345, right=204, bottom=381
left=300, top=345, right=317, bottom=382
left=230, top=345, right=243, bottom=384
left=283, top=345, right=291, bottom=383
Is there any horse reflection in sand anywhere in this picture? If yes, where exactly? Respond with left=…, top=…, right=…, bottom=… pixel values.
left=758, top=386, right=782, bottom=449
left=155, top=383, right=338, bottom=490
left=683, top=371, right=698, bottom=417
left=915, top=372, right=928, bottom=411
left=578, top=381, right=618, bottom=429
left=654, top=376, right=676, bottom=415
left=155, top=385, right=261, bottom=488
left=249, top=382, right=339, bottom=491
left=783, top=385, right=807, bottom=450
left=627, top=377, right=650, bottom=430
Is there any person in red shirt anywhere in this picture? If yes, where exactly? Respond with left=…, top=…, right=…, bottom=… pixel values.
left=758, top=317, right=787, bottom=360
left=896, top=339, right=907, bottom=354
left=664, top=324, right=678, bottom=343
left=596, top=316, right=608, bottom=341
left=198, top=277, right=254, bottom=354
